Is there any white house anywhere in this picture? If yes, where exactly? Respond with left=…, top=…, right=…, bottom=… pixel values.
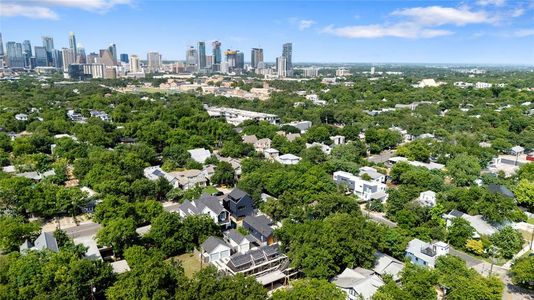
left=405, top=239, right=449, bottom=268
left=263, top=148, right=280, bottom=161
left=15, top=113, right=28, bottom=121
left=201, top=236, right=231, bottom=263
left=306, top=142, right=332, bottom=155
left=359, top=167, right=386, bottom=184
left=442, top=210, right=498, bottom=238
left=333, top=267, right=384, bottom=300
left=188, top=148, right=212, bottom=164
left=333, top=171, right=387, bottom=202
left=224, top=229, right=254, bottom=254
left=178, top=195, right=231, bottom=228
left=254, top=138, right=272, bottom=153
left=276, top=154, right=301, bottom=165
left=330, top=135, right=346, bottom=145
left=417, top=190, right=437, bottom=207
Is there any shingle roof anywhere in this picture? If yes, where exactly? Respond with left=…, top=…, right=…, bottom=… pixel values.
left=201, top=236, right=228, bottom=253
left=226, top=188, right=248, bottom=203
left=226, top=229, right=246, bottom=244
left=33, top=232, right=59, bottom=252
left=197, top=195, right=225, bottom=214
left=487, top=184, right=515, bottom=198
left=244, top=215, right=273, bottom=238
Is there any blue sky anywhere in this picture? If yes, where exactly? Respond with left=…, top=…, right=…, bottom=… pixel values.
left=1, top=0, right=533, bottom=64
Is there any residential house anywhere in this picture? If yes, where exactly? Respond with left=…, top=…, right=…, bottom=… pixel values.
left=510, top=145, right=525, bottom=156
left=373, top=252, right=404, bottom=281
left=66, top=110, right=85, bottom=123
left=306, top=142, right=332, bottom=155
left=333, top=267, right=385, bottom=300
left=201, top=236, right=231, bottom=263
left=223, top=188, right=254, bottom=218
left=224, top=229, right=255, bottom=254
left=15, top=169, right=56, bottom=181
left=110, top=260, right=131, bottom=274
left=276, top=154, right=301, bottom=165
left=167, top=169, right=207, bottom=190
left=178, top=195, right=231, bottom=228
left=488, top=184, right=515, bottom=198
left=264, top=148, right=279, bottom=161
left=89, top=110, right=111, bottom=122
left=330, top=135, right=346, bottom=145
left=285, top=120, right=312, bottom=133
left=387, top=157, right=445, bottom=171
left=243, top=215, right=275, bottom=245
left=442, top=210, right=498, bottom=238
left=285, top=133, right=301, bottom=142
left=188, top=148, right=212, bottom=164
left=417, top=190, right=437, bottom=207
left=254, top=138, right=272, bottom=153
left=15, top=113, right=28, bottom=121
left=333, top=171, right=388, bottom=202
left=242, top=134, right=258, bottom=145
left=213, top=244, right=295, bottom=289
left=359, top=166, right=386, bottom=183
left=20, top=232, right=59, bottom=253
left=405, top=239, right=449, bottom=268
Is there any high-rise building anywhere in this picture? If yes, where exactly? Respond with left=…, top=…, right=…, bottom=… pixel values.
left=197, top=41, right=206, bottom=71
left=276, top=56, right=287, bottom=78
left=69, top=32, right=77, bottom=58
left=99, top=49, right=115, bottom=67
left=205, top=55, right=213, bottom=69
left=6, top=42, right=25, bottom=68
left=212, top=41, right=221, bottom=64
left=225, top=49, right=237, bottom=68
left=51, top=49, right=63, bottom=69
left=77, top=44, right=86, bottom=63
left=129, top=55, right=140, bottom=73
left=282, top=43, right=293, bottom=76
left=34, top=46, right=48, bottom=67
left=61, top=48, right=75, bottom=72
left=147, top=51, right=161, bottom=73
left=235, top=51, right=244, bottom=70
left=186, top=46, right=198, bottom=73
left=22, top=40, right=32, bottom=67
left=42, top=36, right=54, bottom=52
left=83, top=64, right=105, bottom=79
left=120, top=53, right=129, bottom=63
left=86, top=52, right=99, bottom=64
left=251, top=48, right=264, bottom=69
left=42, top=36, right=54, bottom=66
left=303, top=67, right=319, bottom=78
left=108, top=44, right=117, bottom=65
left=0, top=33, right=4, bottom=57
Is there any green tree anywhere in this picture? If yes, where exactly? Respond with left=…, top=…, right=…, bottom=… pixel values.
left=446, top=154, right=481, bottom=187
left=490, top=226, right=524, bottom=259
left=211, top=161, right=236, bottom=186
left=0, top=216, right=40, bottom=253
left=272, top=278, right=345, bottom=300
left=96, top=217, right=139, bottom=257
left=510, top=255, right=534, bottom=289
left=447, top=217, right=475, bottom=249
left=514, top=179, right=534, bottom=210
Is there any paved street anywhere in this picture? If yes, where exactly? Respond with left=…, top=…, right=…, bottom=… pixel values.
left=64, top=222, right=101, bottom=239
left=361, top=206, right=397, bottom=227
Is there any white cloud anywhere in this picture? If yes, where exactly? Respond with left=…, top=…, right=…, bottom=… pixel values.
left=298, top=19, right=316, bottom=30
left=477, top=0, right=506, bottom=6
left=322, top=23, right=452, bottom=39
left=510, top=8, right=525, bottom=17
left=514, top=29, right=534, bottom=37
left=392, top=6, right=493, bottom=26
left=0, top=3, right=59, bottom=20
left=0, top=0, right=131, bottom=19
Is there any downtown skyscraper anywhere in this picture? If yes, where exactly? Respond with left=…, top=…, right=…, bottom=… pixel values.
left=282, top=43, right=293, bottom=76
left=6, top=42, right=24, bottom=68
left=69, top=32, right=77, bottom=59
left=197, top=41, right=206, bottom=71
left=212, top=41, right=221, bottom=71
left=251, top=48, right=263, bottom=69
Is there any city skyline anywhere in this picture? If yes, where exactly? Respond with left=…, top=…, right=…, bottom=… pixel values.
left=1, top=0, right=533, bottom=65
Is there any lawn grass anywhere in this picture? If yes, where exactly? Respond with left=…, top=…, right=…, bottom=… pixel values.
left=173, top=253, right=206, bottom=278
left=527, top=218, right=534, bottom=225
left=202, top=186, right=219, bottom=195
